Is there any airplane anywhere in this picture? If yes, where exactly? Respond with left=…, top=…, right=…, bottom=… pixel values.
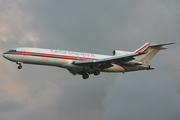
left=2, top=42, right=175, bottom=79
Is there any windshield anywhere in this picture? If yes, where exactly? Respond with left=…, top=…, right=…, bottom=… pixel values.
left=9, top=50, right=16, bottom=52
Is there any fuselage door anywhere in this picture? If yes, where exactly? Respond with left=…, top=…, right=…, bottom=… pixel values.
left=22, top=48, right=26, bottom=56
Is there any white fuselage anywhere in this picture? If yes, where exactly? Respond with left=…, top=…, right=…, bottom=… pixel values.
left=2, top=47, right=145, bottom=73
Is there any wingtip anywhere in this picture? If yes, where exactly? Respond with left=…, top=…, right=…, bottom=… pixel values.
left=167, top=43, right=177, bottom=45
left=150, top=42, right=176, bottom=47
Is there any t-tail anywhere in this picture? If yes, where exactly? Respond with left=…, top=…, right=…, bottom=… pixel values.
left=134, top=42, right=175, bottom=64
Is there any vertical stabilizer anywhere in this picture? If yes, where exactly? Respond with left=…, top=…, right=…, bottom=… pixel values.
left=134, top=43, right=175, bottom=64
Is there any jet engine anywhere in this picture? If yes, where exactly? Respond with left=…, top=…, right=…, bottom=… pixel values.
left=113, top=50, right=134, bottom=56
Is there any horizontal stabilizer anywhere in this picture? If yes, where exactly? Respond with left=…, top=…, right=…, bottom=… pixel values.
left=150, top=43, right=176, bottom=50
left=150, top=43, right=176, bottom=47
left=135, top=42, right=176, bottom=64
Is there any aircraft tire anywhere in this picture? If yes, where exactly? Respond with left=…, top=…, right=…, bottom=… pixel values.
left=94, top=70, right=100, bottom=76
left=18, top=66, right=22, bottom=69
left=82, top=74, right=89, bottom=79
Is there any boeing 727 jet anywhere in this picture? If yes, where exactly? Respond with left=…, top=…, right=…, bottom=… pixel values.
left=2, top=42, right=175, bottom=79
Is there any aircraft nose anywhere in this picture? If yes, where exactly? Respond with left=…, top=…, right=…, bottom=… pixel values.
left=2, top=52, right=8, bottom=58
left=2, top=53, right=5, bottom=58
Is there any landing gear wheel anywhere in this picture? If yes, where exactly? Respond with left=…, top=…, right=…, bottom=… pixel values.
left=16, top=62, right=22, bottom=69
left=82, top=74, right=89, bottom=79
left=18, top=66, right=22, bottom=69
left=94, top=70, right=100, bottom=76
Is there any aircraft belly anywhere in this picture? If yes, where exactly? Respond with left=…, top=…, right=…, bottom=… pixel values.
left=40, top=57, right=69, bottom=66
left=125, top=65, right=140, bottom=71
left=53, top=58, right=69, bottom=67
left=102, top=64, right=140, bottom=72
left=103, top=64, right=126, bottom=72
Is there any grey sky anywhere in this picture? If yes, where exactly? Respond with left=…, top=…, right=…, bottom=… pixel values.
left=0, top=0, right=180, bottom=120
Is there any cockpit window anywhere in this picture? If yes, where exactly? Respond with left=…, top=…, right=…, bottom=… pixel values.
left=9, top=50, right=16, bottom=52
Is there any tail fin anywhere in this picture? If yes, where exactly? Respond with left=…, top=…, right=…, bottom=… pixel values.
left=134, top=42, right=151, bottom=54
left=134, top=42, right=175, bottom=64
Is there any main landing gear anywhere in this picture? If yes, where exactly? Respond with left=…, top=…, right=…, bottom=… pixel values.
left=82, top=74, right=89, bottom=79
left=82, top=70, right=100, bottom=79
left=94, top=70, right=100, bottom=76
left=16, top=62, right=22, bottom=69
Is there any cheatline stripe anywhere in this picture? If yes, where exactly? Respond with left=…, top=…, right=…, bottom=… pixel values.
left=4, top=51, right=96, bottom=61
left=25, top=51, right=91, bottom=59
left=26, top=51, right=98, bottom=60
left=111, top=63, right=127, bottom=71
left=4, top=51, right=126, bottom=70
left=135, top=43, right=150, bottom=53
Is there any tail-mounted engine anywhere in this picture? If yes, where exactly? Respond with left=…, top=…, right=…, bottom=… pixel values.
left=113, top=50, right=134, bottom=56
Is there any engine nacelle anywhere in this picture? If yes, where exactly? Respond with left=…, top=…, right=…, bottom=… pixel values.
left=113, top=50, right=134, bottom=56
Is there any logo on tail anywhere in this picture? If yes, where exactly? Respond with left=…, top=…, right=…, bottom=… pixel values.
left=134, top=43, right=150, bottom=54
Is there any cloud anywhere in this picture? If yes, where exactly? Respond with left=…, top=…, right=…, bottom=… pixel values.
left=0, top=100, right=26, bottom=112
left=0, top=49, right=29, bottom=102
left=100, top=65, right=180, bottom=120
left=0, top=0, right=180, bottom=120
left=0, top=0, right=40, bottom=48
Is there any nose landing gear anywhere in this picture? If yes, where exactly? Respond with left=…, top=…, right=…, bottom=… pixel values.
left=82, top=70, right=100, bottom=79
left=16, top=62, right=22, bottom=69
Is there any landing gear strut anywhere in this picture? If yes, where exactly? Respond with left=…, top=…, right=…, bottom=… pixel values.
left=82, top=74, right=89, bottom=79
left=16, top=62, right=22, bottom=69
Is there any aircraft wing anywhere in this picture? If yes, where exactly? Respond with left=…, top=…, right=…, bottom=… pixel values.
left=72, top=52, right=144, bottom=70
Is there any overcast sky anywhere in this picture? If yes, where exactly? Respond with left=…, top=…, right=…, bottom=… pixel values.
left=0, top=0, right=180, bottom=120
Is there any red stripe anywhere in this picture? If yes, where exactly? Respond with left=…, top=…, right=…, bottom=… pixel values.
left=4, top=51, right=96, bottom=60
left=25, top=51, right=97, bottom=60
left=135, top=43, right=149, bottom=53
left=4, top=51, right=98, bottom=61
left=142, top=46, right=149, bottom=53
left=111, top=63, right=127, bottom=71
left=135, top=43, right=150, bottom=53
